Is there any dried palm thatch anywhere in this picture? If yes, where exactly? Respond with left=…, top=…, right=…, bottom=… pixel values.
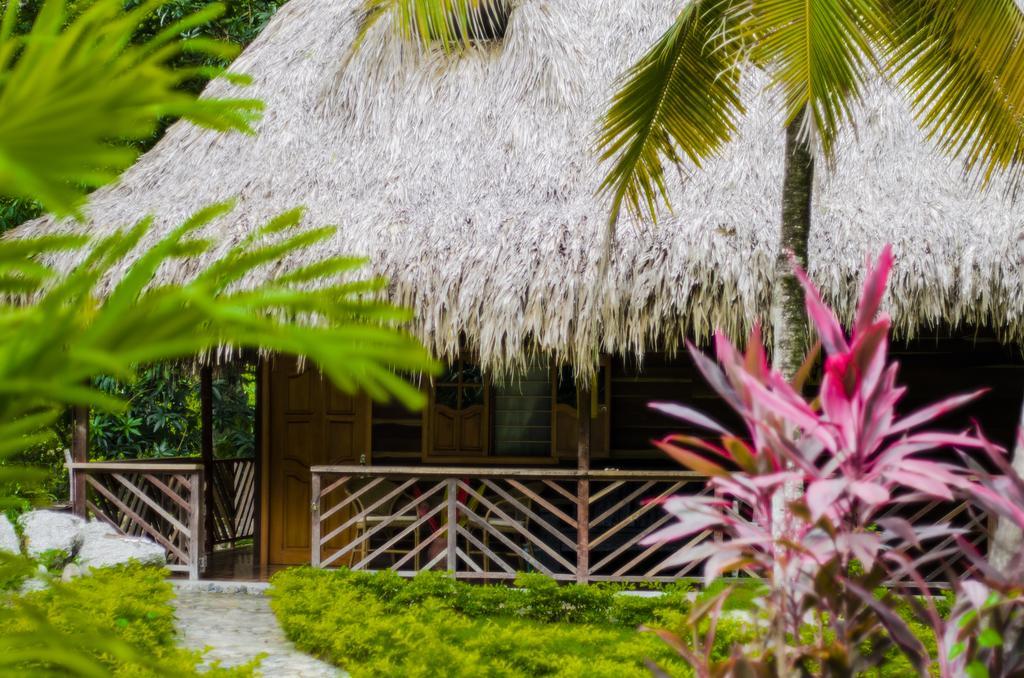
left=14, top=0, right=1024, bottom=378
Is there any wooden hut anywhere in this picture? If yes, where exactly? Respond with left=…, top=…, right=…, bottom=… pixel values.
left=18, top=0, right=1024, bottom=580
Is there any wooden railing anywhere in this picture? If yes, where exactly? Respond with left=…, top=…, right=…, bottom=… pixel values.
left=69, top=461, right=205, bottom=579
left=210, top=458, right=255, bottom=546
left=310, top=466, right=711, bottom=583
left=311, top=466, right=993, bottom=585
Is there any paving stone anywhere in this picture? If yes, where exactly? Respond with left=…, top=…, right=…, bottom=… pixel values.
left=173, top=588, right=342, bottom=677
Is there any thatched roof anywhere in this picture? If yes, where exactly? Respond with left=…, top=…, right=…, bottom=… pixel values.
left=16, top=0, right=1024, bottom=376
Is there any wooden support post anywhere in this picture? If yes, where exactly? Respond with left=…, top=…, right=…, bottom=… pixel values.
left=311, top=472, right=321, bottom=568
left=446, top=478, right=458, bottom=573
left=188, top=469, right=203, bottom=580
left=253, top=357, right=264, bottom=563
left=576, top=384, right=591, bottom=583
left=71, top=405, right=89, bottom=517
left=200, top=366, right=215, bottom=553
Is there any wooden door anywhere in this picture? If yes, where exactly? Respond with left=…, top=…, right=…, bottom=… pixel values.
left=268, top=357, right=368, bottom=565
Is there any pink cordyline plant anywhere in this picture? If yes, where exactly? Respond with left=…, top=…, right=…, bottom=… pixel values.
left=644, top=246, right=998, bottom=675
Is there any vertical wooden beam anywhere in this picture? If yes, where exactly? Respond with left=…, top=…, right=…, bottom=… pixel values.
left=258, top=359, right=272, bottom=568
left=252, top=357, right=264, bottom=562
left=311, top=471, right=321, bottom=568
left=200, top=365, right=215, bottom=553
left=576, top=384, right=591, bottom=583
left=71, top=405, right=89, bottom=517
left=188, top=469, right=203, bottom=580
left=446, top=478, right=458, bottom=572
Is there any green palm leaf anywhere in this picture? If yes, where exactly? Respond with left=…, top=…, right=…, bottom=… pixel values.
left=0, top=0, right=262, bottom=217
left=352, top=0, right=508, bottom=54
left=740, top=0, right=883, bottom=158
left=883, top=0, right=1024, bottom=187
left=597, top=0, right=744, bottom=227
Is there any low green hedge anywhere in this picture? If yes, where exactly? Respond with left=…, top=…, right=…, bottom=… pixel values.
left=269, top=568, right=952, bottom=677
left=269, top=568, right=744, bottom=677
left=0, top=560, right=255, bottom=677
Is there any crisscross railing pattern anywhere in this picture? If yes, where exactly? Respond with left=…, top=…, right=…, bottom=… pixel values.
left=586, top=472, right=715, bottom=582
left=877, top=495, right=989, bottom=584
left=311, top=466, right=709, bottom=582
left=69, top=461, right=204, bottom=579
left=211, top=458, right=255, bottom=546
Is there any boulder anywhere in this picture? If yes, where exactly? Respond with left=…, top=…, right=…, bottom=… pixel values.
left=0, top=514, right=19, bottom=554
left=61, top=562, right=83, bottom=582
left=77, top=528, right=165, bottom=570
left=18, top=510, right=84, bottom=559
left=20, top=577, right=49, bottom=594
left=80, top=521, right=119, bottom=541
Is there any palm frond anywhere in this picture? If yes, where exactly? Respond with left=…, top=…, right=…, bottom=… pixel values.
left=351, top=0, right=509, bottom=54
left=739, top=0, right=883, bottom=158
left=0, top=0, right=262, bottom=217
left=882, top=0, right=1024, bottom=188
left=597, top=0, right=744, bottom=228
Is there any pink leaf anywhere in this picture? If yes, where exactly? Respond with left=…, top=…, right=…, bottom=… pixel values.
left=888, top=390, right=988, bottom=435
left=642, top=515, right=723, bottom=544
left=793, top=262, right=849, bottom=356
left=855, top=245, right=894, bottom=334
left=886, top=470, right=954, bottom=501
left=738, top=371, right=838, bottom=450
left=649, top=402, right=730, bottom=434
left=849, top=481, right=889, bottom=506
left=807, top=478, right=847, bottom=521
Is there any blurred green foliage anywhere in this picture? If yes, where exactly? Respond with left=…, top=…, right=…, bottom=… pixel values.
left=0, top=0, right=287, bottom=233
left=1, top=0, right=287, bottom=501
left=0, top=562, right=258, bottom=675
left=0, top=0, right=434, bottom=672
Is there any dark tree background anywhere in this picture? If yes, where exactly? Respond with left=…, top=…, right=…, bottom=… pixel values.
left=5, top=0, right=288, bottom=505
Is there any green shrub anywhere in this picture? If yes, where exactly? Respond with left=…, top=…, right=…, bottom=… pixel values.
left=270, top=568, right=948, bottom=677
left=270, top=568, right=692, bottom=677
left=0, top=563, right=256, bottom=676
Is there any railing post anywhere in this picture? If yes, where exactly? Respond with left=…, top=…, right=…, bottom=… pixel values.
left=446, top=478, right=457, bottom=573
left=71, top=405, right=89, bottom=518
left=200, top=366, right=216, bottom=553
left=188, top=469, right=203, bottom=580
left=577, top=384, right=592, bottom=583
left=311, top=471, right=321, bottom=568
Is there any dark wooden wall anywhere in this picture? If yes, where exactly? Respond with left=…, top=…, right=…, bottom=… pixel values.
left=893, top=330, right=1024, bottom=451
left=606, top=330, right=1024, bottom=465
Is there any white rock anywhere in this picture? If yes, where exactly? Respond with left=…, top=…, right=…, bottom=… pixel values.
left=61, top=562, right=83, bottom=582
left=18, top=510, right=84, bottom=559
left=0, top=514, right=19, bottom=554
left=20, top=577, right=48, bottom=593
left=80, top=521, right=119, bottom=541
left=77, top=531, right=166, bottom=570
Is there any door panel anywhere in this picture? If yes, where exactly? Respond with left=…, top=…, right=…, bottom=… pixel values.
left=268, top=356, right=369, bottom=565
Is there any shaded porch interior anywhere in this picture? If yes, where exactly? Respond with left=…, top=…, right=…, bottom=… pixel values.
left=68, top=328, right=1024, bottom=581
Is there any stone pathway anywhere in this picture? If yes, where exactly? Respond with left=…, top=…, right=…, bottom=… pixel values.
left=173, top=582, right=341, bottom=677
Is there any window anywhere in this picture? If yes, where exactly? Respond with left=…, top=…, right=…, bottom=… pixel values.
left=429, top=359, right=488, bottom=457
left=492, top=364, right=552, bottom=457
left=553, top=361, right=610, bottom=460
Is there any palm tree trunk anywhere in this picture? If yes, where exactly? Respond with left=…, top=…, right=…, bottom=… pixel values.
left=770, top=111, right=814, bottom=544
left=990, top=400, right=1024, bottom=571
left=772, top=112, right=813, bottom=380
